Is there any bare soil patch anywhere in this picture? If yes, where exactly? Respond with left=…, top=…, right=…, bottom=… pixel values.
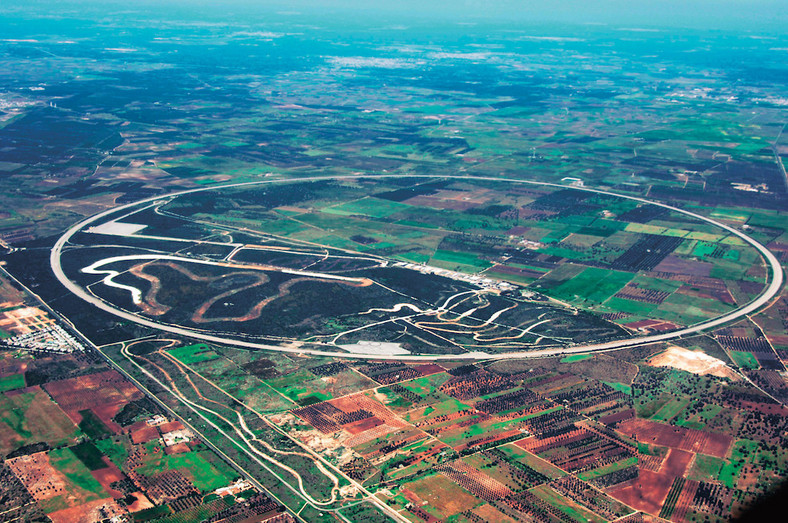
left=618, top=418, right=731, bottom=458
left=609, top=449, right=693, bottom=517
left=48, top=498, right=125, bottom=523
left=6, top=452, right=68, bottom=502
left=91, top=462, right=124, bottom=498
left=647, top=346, right=739, bottom=379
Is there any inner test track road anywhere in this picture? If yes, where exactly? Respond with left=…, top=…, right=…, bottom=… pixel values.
left=50, top=175, right=785, bottom=361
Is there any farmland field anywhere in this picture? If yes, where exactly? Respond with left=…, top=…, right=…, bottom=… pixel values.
left=0, top=3, right=787, bottom=522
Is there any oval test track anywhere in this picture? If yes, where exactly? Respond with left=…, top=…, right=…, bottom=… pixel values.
left=50, top=175, right=784, bottom=361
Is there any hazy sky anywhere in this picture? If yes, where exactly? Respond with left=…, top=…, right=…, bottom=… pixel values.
left=6, top=0, right=788, bottom=31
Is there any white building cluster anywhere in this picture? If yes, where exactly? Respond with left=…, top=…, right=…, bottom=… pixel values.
left=2, top=324, right=85, bottom=353
left=394, top=262, right=516, bottom=292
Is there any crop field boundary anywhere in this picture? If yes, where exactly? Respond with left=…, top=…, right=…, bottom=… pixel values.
left=50, top=174, right=784, bottom=361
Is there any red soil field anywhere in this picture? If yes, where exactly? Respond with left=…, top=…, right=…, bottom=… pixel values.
left=6, top=452, right=67, bottom=502
left=45, top=371, right=143, bottom=432
left=599, top=408, right=635, bottom=425
left=673, top=479, right=700, bottom=522
left=125, top=492, right=155, bottom=513
left=0, top=359, right=28, bottom=377
left=330, top=394, right=404, bottom=427
left=343, top=416, right=384, bottom=435
left=609, top=449, right=692, bottom=515
left=768, top=335, right=788, bottom=346
left=639, top=454, right=664, bottom=472
left=164, top=442, right=191, bottom=455
left=403, top=195, right=477, bottom=211
left=48, top=498, right=125, bottom=523
left=413, top=364, right=445, bottom=376
left=325, top=393, right=410, bottom=448
left=159, top=420, right=185, bottom=433
left=618, top=418, right=731, bottom=458
left=130, top=424, right=160, bottom=445
left=44, top=370, right=142, bottom=411
left=507, top=226, right=530, bottom=235
left=64, top=405, right=125, bottom=438
left=661, top=449, right=693, bottom=476
left=654, top=256, right=712, bottom=277
left=91, top=460, right=125, bottom=498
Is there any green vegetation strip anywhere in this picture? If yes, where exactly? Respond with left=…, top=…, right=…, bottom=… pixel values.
left=603, top=381, right=632, bottom=395
left=719, top=439, right=759, bottom=488
left=78, top=409, right=112, bottom=440
left=531, top=484, right=607, bottom=523
left=729, top=351, right=759, bottom=370
left=49, top=446, right=106, bottom=496
left=658, top=477, right=686, bottom=520
left=431, top=249, right=492, bottom=270
left=651, top=397, right=690, bottom=422
left=560, top=354, right=593, bottom=363
left=546, top=267, right=632, bottom=305
left=70, top=441, right=108, bottom=471
left=689, top=454, right=724, bottom=481
left=168, top=344, right=219, bottom=364
left=133, top=505, right=172, bottom=522
left=136, top=448, right=235, bottom=492
left=0, top=373, right=25, bottom=392
left=577, top=456, right=638, bottom=481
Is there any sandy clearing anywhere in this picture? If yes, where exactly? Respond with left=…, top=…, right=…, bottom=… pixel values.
left=647, top=345, right=739, bottom=380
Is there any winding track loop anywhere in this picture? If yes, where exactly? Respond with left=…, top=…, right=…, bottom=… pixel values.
left=50, top=175, right=784, bottom=361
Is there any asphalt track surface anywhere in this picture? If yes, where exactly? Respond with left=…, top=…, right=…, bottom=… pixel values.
left=50, top=175, right=784, bottom=361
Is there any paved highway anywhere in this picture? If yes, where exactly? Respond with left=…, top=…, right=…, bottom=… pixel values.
left=50, top=175, right=784, bottom=361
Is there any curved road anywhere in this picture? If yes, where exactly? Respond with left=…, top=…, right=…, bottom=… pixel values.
left=50, top=175, right=784, bottom=361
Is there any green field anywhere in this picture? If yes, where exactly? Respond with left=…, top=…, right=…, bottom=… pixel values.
left=399, top=373, right=451, bottom=397
left=41, top=447, right=107, bottom=513
left=708, top=258, right=753, bottom=281
left=0, top=373, right=25, bottom=392
left=745, top=210, right=787, bottom=231
left=136, top=447, right=235, bottom=492
left=629, top=274, right=683, bottom=293
left=559, top=354, right=593, bottom=363
left=603, top=381, right=633, bottom=395
left=719, top=439, right=760, bottom=488
left=0, top=388, right=80, bottom=454
left=657, top=293, right=734, bottom=325
left=168, top=344, right=220, bottom=364
left=498, top=443, right=566, bottom=480
left=625, top=222, right=690, bottom=237
left=604, top=296, right=658, bottom=316
left=322, top=197, right=412, bottom=218
left=688, top=454, right=725, bottom=481
left=531, top=484, right=607, bottom=523
left=431, top=249, right=493, bottom=271
left=677, top=404, right=723, bottom=430
left=78, top=409, right=112, bottom=439
left=651, top=397, right=690, bottom=422
left=729, top=351, right=760, bottom=370
left=405, top=397, right=472, bottom=425
left=70, top=441, right=108, bottom=471
left=265, top=369, right=327, bottom=402
left=545, top=267, right=633, bottom=305
left=577, top=456, right=638, bottom=481
left=132, top=505, right=172, bottom=522
left=96, top=435, right=131, bottom=469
